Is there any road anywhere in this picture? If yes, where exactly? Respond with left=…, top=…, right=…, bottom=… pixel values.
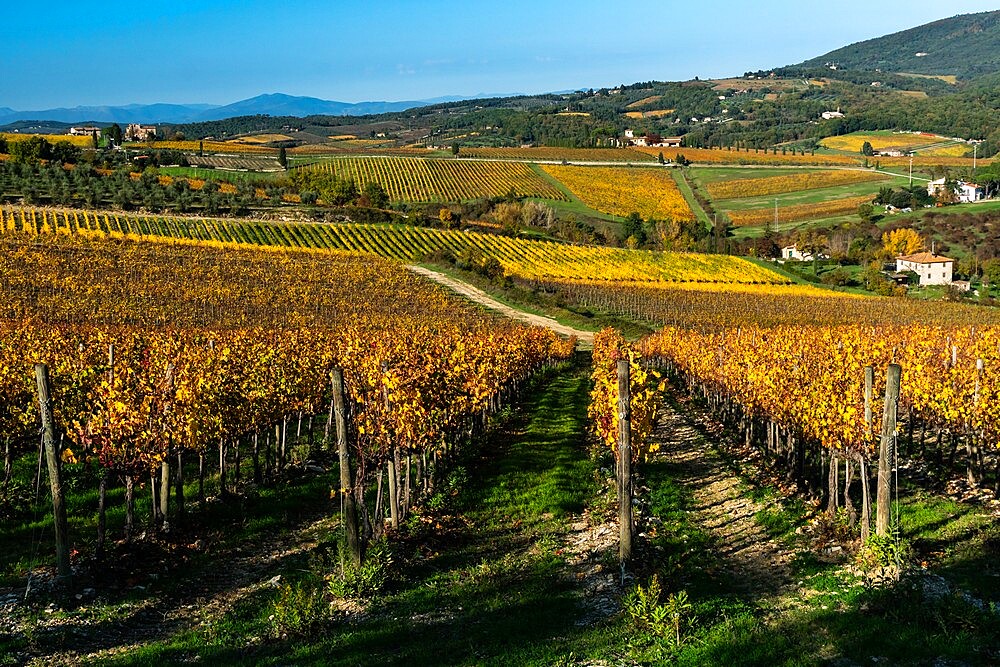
left=407, top=265, right=595, bottom=346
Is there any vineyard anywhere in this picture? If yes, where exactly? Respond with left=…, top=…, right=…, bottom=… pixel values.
left=297, top=157, right=567, bottom=202
left=459, top=147, right=654, bottom=162
left=0, top=206, right=788, bottom=284
left=632, top=146, right=863, bottom=166
left=590, top=318, right=1000, bottom=554
left=0, top=232, right=573, bottom=582
left=819, top=132, right=971, bottom=157
left=632, top=145, right=987, bottom=168
left=727, top=195, right=875, bottom=227
left=540, top=165, right=695, bottom=221
left=0, top=133, right=95, bottom=148
left=541, top=280, right=1000, bottom=328
left=185, top=155, right=284, bottom=171
left=705, top=170, right=889, bottom=199
left=584, top=271, right=1000, bottom=596
left=145, top=140, right=279, bottom=155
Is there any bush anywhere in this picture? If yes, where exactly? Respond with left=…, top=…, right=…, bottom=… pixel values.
left=623, top=575, right=692, bottom=648
left=268, top=577, right=330, bottom=639
left=820, top=267, right=853, bottom=287
left=857, top=531, right=912, bottom=571
left=328, top=539, right=392, bottom=600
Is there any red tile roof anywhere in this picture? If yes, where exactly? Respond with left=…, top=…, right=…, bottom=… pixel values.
left=897, top=252, right=954, bottom=264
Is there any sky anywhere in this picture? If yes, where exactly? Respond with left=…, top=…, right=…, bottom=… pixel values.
left=3, top=0, right=999, bottom=109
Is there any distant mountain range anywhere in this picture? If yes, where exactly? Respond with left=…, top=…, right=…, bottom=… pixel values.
left=798, top=10, right=1000, bottom=80
left=0, top=93, right=504, bottom=126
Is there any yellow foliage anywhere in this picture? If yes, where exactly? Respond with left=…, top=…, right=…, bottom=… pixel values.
left=728, top=196, right=874, bottom=227
left=881, top=228, right=925, bottom=258
left=707, top=170, right=888, bottom=200
left=542, top=165, right=694, bottom=221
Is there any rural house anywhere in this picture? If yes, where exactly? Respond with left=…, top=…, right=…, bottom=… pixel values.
left=125, top=124, right=157, bottom=142
left=895, top=252, right=954, bottom=286
left=780, top=245, right=827, bottom=261
left=926, top=178, right=986, bottom=203
left=69, top=126, right=101, bottom=136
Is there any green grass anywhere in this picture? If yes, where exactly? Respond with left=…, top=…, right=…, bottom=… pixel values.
left=671, top=169, right=712, bottom=227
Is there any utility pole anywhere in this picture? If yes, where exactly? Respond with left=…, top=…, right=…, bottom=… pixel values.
left=774, top=198, right=778, bottom=233
left=973, top=142, right=978, bottom=170
left=908, top=154, right=913, bottom=187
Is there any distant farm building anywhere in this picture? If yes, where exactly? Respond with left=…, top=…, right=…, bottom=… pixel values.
left=125, top=124, right=157, bottom=142
left=623, top=129, right=682, bottom=148
left=896, top=252, right=954, bottom=286
left=69, top=126, right=101, bottom=136
left=926, top=178, right=985, bottom=203
left=780, top=245, right=828, bottom=261
left=821, top=109, right=845, bottom=120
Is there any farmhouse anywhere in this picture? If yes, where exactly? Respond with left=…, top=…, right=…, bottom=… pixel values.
left=125, top=124, right=157, bottom=142
left=896, top=252, right=954, bottom=286
left=821, top=110, right=845, bottom=120
left=69, top=126, right=101, bottom=136
left=780, top=245, right=827, bottom=261
left=926, top=178, right=985, bottom=203
left=623, top=130, right=681, bottom=148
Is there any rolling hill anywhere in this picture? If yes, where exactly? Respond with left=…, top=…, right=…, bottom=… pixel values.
left=798, top=10, right=1000, bottom=80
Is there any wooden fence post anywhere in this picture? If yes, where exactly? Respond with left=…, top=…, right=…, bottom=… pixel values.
left=332, top=369, right=363, bottom=566
left=969, top=359, right=984, bottom=485
left=860, top=365, right=874, bottom=543
left=876, top=364, right=901, bottom=537
left=617, top=359, right=633, bottom=562
left=35, top=364, right=71, bottom=580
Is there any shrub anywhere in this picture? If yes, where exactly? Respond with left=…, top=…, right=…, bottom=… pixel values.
left=268, top=577, right=330, bottom=639
left=328, top=539, right=393, bottom=600
left=623, top=575, right=692, bottom=648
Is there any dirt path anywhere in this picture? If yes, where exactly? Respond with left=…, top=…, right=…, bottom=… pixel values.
left=649, top=393, right=794, bottom=597
left=407, top=265, right=595, bottom=346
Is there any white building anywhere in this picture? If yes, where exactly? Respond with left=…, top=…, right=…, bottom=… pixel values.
left=821, top=110, right=845, bottom=120
left=927, top=178, right=986, bottom=203
left=896, top=252, right=954, bottom=286
left=781, top=245, right=827, bottom=261
left=69, top=126, right=101, bottom=136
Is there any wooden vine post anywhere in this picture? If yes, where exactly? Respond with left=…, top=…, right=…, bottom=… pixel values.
left=969, top=358, right=984, bottom=485
left=35, top=364, right=71, bottom=580
left=860, top=365, right=874, bottom=543
left=332, top=369, right=363, bottom=566
left=617, top=359, right=633, bottom=562
left=876, top=364, right=901, bottom=537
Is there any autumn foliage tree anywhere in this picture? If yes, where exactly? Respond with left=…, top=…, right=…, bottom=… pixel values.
left=881, top=228, right=925, bottom=259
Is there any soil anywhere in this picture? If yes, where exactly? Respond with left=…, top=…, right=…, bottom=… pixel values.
left=649, top=395, right=795, bottom=597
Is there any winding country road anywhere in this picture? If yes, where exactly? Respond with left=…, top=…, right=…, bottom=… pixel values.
left=407, top=265, right=595, bottom=347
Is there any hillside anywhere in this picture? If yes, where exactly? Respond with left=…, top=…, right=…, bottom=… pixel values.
left=798, top=10, right=1000, bottom=80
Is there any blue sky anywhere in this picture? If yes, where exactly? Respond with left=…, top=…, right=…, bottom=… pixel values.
left=3, top=1, right=998, bottom=109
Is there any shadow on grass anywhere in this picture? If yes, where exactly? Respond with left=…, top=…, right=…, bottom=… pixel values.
left=91, top=362, right=615, bottom=666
